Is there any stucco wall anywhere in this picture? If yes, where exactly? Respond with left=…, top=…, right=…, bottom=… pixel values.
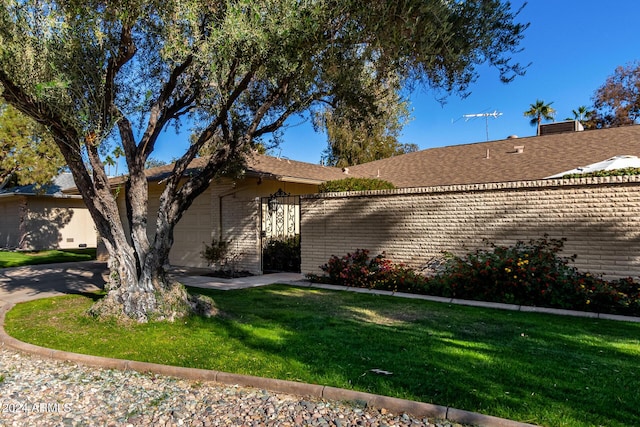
left=0, top=196, right=96, bottom=250
left=147, top=182, right=217, bottom=268
left=22, top=197, right=97, bottom=250
left=0, top=197, right=23, bottom=249
left=301, top=176, right=640, bottom=279
left=140, top=178, right=316, bottom=272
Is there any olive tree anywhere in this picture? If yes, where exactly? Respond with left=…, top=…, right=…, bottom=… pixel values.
left=0, top=0, right=528, bottom=321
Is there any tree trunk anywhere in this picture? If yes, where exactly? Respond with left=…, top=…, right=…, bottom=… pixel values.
left=84, top=183, right=199, bottom=323
left=89, top=230, right=193, bottom=323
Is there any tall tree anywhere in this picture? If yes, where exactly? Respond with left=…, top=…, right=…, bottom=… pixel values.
left=564, top=105, right=599, bottom=129
left=592, top=61, right=640, bottom=127
left=524, top=99, right=556, bottom=135
left=145, top=157, right=168, bottom=169
left=0, top=0, right=528, bottom=321
left=565, top=105, right=589, bottom=122
left=316, top=70, right=417, bottom=167
left=0, top=102, right=65, bottom=189
left=112, top=145, right=125, bottom=176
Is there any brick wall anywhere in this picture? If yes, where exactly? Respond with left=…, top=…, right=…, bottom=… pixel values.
left=301, top=176, right=640, bottom=279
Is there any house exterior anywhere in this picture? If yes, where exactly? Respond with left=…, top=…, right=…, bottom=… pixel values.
left=0, top=174, right=97, bottom=250
left=110, top=155, right=347, bottom=272
left=300, top=123, right=640, bottom=279
left=106, top=123, right=640, bottom=274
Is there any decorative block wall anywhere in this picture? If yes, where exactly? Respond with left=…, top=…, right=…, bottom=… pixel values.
left=301, top=176, right=640, bottom=279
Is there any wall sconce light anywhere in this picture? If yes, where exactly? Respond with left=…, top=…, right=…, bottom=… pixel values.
left=268, top=196, right=279, bottom=214
left=267, top=188, right=289, bottom=214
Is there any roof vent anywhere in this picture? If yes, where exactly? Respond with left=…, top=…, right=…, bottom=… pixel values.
left=507, top=135, right=519, bottom=139
left=514, top=145, right=524, bottom=154
left=539, top=120, right=584, bottom=136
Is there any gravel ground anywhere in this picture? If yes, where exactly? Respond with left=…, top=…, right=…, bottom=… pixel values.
left=0, top=349, right=461, bottom=427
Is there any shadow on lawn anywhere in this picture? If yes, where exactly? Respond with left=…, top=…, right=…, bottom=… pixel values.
left=193, top=285, right=640, bottom=427
left=0, top=261, right=106, bottom=301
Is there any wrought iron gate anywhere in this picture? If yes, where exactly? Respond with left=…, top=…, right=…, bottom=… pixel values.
left=260, top=189, right=301, bottom=272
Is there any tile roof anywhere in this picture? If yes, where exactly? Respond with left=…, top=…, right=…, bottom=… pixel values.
left=0, top=173, right=78, bottom=197
left=244, top=154, right=348, bottom=183
left=107, top=124, right=640, bottom=190
left=347, top=125, right=640, bottom=188
left=135, top=152, right=347, bottom=185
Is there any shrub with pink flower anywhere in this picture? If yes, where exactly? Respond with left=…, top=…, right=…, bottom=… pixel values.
left=316, top=249, right=426, bottom=292
left=424, top=235, right=640, bottom=316
left=309, top=236, right=640, bottom=316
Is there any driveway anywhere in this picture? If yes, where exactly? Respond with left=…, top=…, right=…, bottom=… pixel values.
left=0, top=261, right=107, bottom=305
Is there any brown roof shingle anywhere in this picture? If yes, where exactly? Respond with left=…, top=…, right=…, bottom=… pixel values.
left=347, top=125, right=640, bottom=188
left=245, top=154, right=347, bottom=183
left=110, top=125, right=640, bottom=190
left=137, top=153, right=346, bottom=185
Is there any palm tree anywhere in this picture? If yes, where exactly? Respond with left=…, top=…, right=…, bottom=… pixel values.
left=112, top=146, right=125, bottom=176
left=524, top=99, right=556, bottom=135
left=565, top=105, right=591, bottom=125
left=104, top=155, right=116, bottom=176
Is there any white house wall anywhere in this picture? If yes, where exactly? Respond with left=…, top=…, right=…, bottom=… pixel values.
left=140, top=178, right=316, bottom=272
left=21, top=197, right=96, bottom=250
left=0, top=197, right=23, bottom=249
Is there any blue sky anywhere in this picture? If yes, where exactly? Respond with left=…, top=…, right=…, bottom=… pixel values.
left=152, top=0, right=640, bottom=165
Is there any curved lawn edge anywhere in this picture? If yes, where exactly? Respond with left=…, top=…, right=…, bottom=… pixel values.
left=295, top=282, right=640, bottom=323
left=0, top=301, right=538, bottom=427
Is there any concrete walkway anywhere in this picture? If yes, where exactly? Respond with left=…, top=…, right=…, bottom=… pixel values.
left=174, top=270, right=305, bottom=290
left=0, top=262, right=542, bottom=427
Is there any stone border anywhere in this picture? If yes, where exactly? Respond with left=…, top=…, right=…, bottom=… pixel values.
left=295, top=282, right=640, bottom=323
left=0, top=302, right=538, bottom=427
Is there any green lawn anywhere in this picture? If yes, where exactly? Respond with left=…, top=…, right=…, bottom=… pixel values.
left=4, top=285, right=640, bottom=427
left=0, top=248, right=97, bottom=268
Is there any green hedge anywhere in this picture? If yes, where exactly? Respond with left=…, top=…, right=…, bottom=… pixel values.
left=561, top=167, right=640, bottom=179
left=262, top=235, right=300, bottom=273
left=318, top=177, right=395, bottom=193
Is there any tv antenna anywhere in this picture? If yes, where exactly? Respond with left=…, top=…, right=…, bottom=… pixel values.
left=462, top=110, right=503, bottom=141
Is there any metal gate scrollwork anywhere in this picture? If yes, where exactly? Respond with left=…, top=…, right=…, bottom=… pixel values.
left=262, top=188, right=298, bottom=239
left=261, top=189, right=301, bottom=272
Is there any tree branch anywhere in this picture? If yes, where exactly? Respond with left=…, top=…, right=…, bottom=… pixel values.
left=254, top=91, right=327, bottom=138
left=139, top=55, right=195, bottom=160
left=104, top=25, right=136, bottom=131
left=245, top=77, right=291, bottom=138
left=165, top=64, right=259, bottom=191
